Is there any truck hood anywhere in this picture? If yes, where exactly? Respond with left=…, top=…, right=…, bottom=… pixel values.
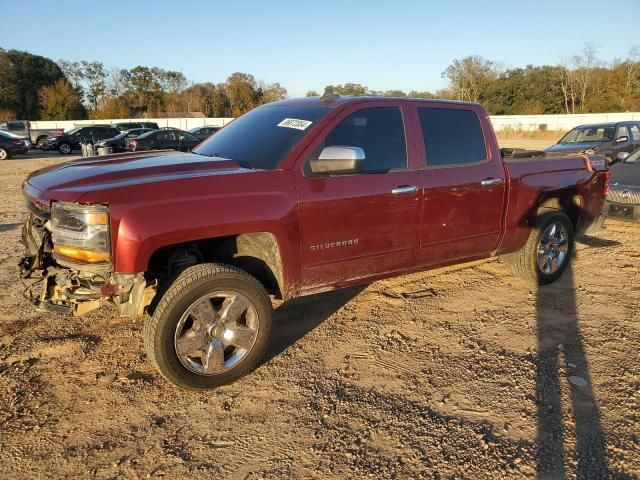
left=25, top=151, right=253, bottom=202
left=545, top=142, right=604, bottom=155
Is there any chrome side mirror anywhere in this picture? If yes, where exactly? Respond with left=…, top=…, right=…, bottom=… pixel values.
left=309, top=145, right=365, bottom=175
left=616, top=135, right=629, bottom=143
left=616, top=151, right=630, bottom=161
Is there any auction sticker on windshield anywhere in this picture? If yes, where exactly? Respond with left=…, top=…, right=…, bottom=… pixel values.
left=277, top=118, right=313, bottom=130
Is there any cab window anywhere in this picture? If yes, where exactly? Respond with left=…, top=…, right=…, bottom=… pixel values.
left=418, top=108, right=486, bottom=167
left=312, top=107, right=407, bottom=173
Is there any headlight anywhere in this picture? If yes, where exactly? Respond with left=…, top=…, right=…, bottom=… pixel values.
left=51, top=202, right=111, bottom=264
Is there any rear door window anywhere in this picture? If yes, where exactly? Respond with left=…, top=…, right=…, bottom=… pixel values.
left=179, top=132, right=198, bottom=142
left=418, top=108, right=486, bottom=167
left=158, top=131, right=176, bottom=141
left=617, top=126, right=630, bottom=140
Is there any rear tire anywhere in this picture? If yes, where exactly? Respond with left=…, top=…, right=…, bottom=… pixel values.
left=510, top=211, right=574, bottom=285
left=36, top=136, right=49, bottom=150
left=144, top=263, right=273, bottom=390
left=0, top=148, right=9, bottom=160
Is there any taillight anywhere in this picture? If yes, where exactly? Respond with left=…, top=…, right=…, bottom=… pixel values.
left=10, top=140, right=23, bottom=146
left=56, top=129, right=64, bottom=136
left=603, top=170, right=611, bottom=198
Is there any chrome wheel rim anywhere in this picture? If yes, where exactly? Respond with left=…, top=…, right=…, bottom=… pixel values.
left=60, top=144, right=70, bottom=154
left=537, top=222, right=569, bottom=275
left=174, top=291, right=259, bottom=375
left=0, top=149, right=6, bottom=160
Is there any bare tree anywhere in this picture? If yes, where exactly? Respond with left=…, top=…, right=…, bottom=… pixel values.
left=572, top=43, right=601, bottom=111
left=624, top=45, right=640, bottom=100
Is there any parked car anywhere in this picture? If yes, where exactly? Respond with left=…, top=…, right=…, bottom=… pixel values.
left=0, top=130, right=30, bottom=159
left=94, top=128, right=154, bottom=153
left=546, top=121, right=640, bottom=164
left=113, top=122, right=160, bottom=131
left=188, top=125, right=221, bottom=141
left=19, top=96, right=609, bottom=390
left=0, top=120, right=61, bottom=149
left=126, top=129, right=200, bottom=152
left=40, top=125, right=122, bottom=155
left=603, top=148, right=640, bottom=222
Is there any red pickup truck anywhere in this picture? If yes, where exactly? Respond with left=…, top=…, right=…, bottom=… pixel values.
left=20, top=96, right=609, bottom=390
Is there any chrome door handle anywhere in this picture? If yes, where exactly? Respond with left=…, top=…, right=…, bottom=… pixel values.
left=481, top=178, right=504, bottom=187
left=392, top=185, right=419, bottom=194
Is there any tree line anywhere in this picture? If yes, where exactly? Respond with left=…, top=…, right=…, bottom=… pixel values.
left=0, top=44, right=638, bottom=121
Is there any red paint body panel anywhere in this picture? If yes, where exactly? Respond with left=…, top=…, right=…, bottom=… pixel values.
left=22, top=97, right=607, bottom=300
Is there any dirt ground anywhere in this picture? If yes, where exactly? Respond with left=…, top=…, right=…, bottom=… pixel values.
left=0, top=147, right=638, bottom=479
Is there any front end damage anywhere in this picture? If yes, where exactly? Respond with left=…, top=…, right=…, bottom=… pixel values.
left=19, top=200, right=154, bottom=317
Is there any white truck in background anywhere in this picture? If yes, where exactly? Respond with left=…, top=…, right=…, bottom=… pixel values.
left=0, top=120, right=64, bottom=149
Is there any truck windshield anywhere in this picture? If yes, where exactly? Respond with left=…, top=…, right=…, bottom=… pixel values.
left=559, top=125, right=615, bottom=144
left=193, top=105, right=329, bottom=170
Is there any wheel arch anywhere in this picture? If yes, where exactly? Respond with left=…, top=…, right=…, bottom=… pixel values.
left=535, top=194, right=582, bottom=230
left=145, top=232, right=285, bottom=299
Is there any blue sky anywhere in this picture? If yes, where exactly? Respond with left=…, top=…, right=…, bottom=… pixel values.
left=1, top=0, right=638, bottom=97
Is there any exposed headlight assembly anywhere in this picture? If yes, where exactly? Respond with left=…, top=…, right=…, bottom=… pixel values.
left=51, top=202, right=111, bottom=264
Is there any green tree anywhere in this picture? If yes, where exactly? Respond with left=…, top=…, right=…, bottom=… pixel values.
left=0, top=49, right=65, bottom=119
left=129, top=66, right=163, bottom=114
left=225, top=72, right=260, bottom=116
left=39, top=79, right=86, bottom=120
left=260, top=82, right=288, bottom=104
left=81, top=61, right=107, bottom=112
left=442, top=55, right=499, bottom=102
left=323, top=83, right=368, bottom=96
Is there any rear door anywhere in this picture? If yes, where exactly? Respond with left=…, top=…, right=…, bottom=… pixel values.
left=178, top=131, right=199, bottom=151
left=415, top=105, right=506, bottom=265
left=294, top=104, right=422, bottom=291
left=156, top=130, right=178, bottom=149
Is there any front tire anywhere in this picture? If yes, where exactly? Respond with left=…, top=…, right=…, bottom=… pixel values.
left=58, top=142, right=72, bottom=155
left=510, top=211, right=574, bottom=285
left=144, top=263, right=273, bottom=390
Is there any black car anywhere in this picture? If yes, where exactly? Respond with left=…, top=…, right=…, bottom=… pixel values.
left=0, top=130, right=29, bottom=159
left=42, top=125, right=122, bottom=155
left=188, top=125, right=221, bottom=141
left=546, top=122, right=640, bottom=165
left=113, top=121, right=160, bottom=131
left=604, top=148, right=640, bottom=223
left=94, top=128, right=154, bottom=153
left=126, top=129, right=200, bottom=152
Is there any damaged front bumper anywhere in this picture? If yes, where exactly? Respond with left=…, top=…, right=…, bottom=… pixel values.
left=19, top=207, right=153, bottom=317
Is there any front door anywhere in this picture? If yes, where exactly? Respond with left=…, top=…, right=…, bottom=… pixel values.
left=294, top=106, right=422, bottom=292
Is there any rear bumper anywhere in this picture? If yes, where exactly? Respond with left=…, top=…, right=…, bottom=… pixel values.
left=7, top=146, right=29, bottom=155
left=603, top=200, right=640, bottom=223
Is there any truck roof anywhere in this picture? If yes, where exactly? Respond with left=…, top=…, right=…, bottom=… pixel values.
left=269, top=95, right=482, bottom=109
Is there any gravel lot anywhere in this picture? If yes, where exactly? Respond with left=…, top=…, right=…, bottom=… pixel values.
left=0, top=147, right=638, bottom=479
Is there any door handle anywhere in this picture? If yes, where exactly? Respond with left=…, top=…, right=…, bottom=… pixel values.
left=481, top=178, right=504, bottom=187
left=392, top=185, right=418, bottom=194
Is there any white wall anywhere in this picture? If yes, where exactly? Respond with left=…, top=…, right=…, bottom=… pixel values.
left=489, top=112, right=640, bottom=132
left=28, top=112, right=640, bottom=133
left=29, top=117, right=235, bottom=131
